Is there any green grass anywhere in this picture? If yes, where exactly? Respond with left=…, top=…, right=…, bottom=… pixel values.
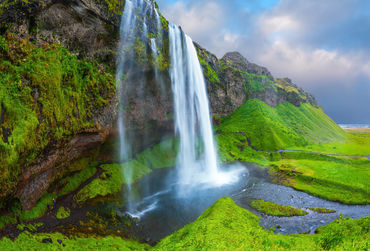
left=154, top=197, right=369, bottom=250
left=250, top=200, right=308, bottom=216
left=56, top=206, right=70, bottom=219
left=296, top=129, right=370, bottom=156
left=215, top=99, right=369, bottom=204
left=270, top=153, right=370, bottom=204
left=307, top=207, right=336, bottom=214
left=0, top=231, right=150, bottom=250
left=216, top=99, right=344, bottom=152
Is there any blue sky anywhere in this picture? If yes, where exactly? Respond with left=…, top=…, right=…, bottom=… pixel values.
left=156, top=0, right=370, bottom=123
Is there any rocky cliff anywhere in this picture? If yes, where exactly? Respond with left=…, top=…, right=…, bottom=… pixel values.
left=0, top=0, right=123, bottom=210
left=196, top=45, right=317, bottom=118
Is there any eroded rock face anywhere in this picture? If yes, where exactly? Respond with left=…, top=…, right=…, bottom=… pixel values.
left=0, top=0, right=122, bottom=209
left=195, top=44, right=317, bottom=118
left=16, top=94, right=118, bottom=210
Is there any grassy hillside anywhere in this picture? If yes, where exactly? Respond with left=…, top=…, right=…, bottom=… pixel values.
left=155, top=197, right=369, bottom=250
left=215, top=99, right=370, bottom=204
left=216, top=99, right=345, bottom=151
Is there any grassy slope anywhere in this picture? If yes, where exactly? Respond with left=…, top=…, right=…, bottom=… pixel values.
left=216, top=99, right=345, bottom=151
left=155, top=197, right=369, bottom=250
left=216, top=99, right=370, bottom=204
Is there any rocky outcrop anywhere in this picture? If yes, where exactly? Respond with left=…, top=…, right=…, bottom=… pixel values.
left=196, top=46, right=317, bottom=118
left=222, top=52, right=274, bottom=80
left=0, top=0, right=122, bottom=210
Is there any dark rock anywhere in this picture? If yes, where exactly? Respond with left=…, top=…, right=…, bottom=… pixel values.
left=42, top=238, right=53, bottom=243
left=222, top=51, right=274, bottom=80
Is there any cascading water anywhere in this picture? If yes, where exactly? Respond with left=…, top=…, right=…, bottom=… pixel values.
left=116, top=0, right=242, bottom=216
left=116, top=0, right=163, bottom=211
left=168, top=24, right=223, bottom=191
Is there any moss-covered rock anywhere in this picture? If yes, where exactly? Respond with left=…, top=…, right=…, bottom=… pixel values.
left=56, top=206, right=70, bottom=219
left=0, top=32, right=117, bottom=209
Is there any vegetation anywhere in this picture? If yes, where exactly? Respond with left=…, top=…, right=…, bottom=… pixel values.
left=199, top=57, right=220, bottom=83
left=241, top=71, right=276, bottom=96
left=250, top=200, right=308, bottom=216
left=0, top=231, right=150, bottom=250
left=216, top=99, right=345, bottom=151
left=215, top=99, right=369, bottom=204
left=296, top=129, right=370, bottom=155
left=0, top=159, right=98, bottom=227
left=0, top=33, right=115, bottom=199
left=307, top=207, right=336, bottom=214
left=73, top=138, right=177, bottom=204
left=100, top=0, right=125, bottom=16
left=56, top=206, right=71, bottom=219
left=155, top=197, right=369, bottom=250
left=270, top=152, right=370, bottom=204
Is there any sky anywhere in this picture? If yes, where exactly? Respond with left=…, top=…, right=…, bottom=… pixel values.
left=156, top=0, right=370, bottom=123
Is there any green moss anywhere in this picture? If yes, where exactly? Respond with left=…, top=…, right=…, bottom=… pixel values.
left=240, top=70, right=276, bottom=95
left=155, top=197, right=369, bottom=250
left=58, top=165, right=98, bottom=196
left=0, top=34, right=115, bottom=200
left=307, top=207, right=336, bottom=214
left=250, top=200, right=308, bottom=216
left=74, top=164, right=124, bottom=204
left=100, top=0, right=125, bottom=16
left=198, top=57, right=220, bottom=83
left=56, top=206, right=70, bottom=219
left=16, top=222, right=43, bottom=232
left=0, top=231, right=150, bottom=250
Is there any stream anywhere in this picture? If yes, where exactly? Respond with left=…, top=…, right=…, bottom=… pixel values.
left=118, top=163, right=370, bottom=242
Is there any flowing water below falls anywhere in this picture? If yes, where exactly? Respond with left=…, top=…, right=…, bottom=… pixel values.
left=119, top=164, right=370, bottom=243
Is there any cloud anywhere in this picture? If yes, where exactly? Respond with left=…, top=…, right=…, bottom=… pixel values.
left=156, top=0, right=370, bottom=123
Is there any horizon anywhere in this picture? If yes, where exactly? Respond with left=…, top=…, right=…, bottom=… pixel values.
left=157, top=0, right=370, bottom=124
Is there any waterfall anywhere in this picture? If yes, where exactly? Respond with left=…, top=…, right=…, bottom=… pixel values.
left=116, top=0, right=162, bottom=209
left=117, top=0, right=236, bottom=215
left=168, top=24, right=221, bottom=193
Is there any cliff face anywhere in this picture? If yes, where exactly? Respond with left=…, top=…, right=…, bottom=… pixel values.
left=0, top=0, right=122, bottom=210
left=195, top=45, right=317, bottom=118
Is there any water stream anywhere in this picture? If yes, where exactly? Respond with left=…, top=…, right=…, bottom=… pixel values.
left=119, top=164, right=370, bottom=242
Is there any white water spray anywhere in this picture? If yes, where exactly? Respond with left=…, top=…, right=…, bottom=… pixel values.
left=116, top=0, right=163, bottom=208
left=168, top=24, right=233, bottom=192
